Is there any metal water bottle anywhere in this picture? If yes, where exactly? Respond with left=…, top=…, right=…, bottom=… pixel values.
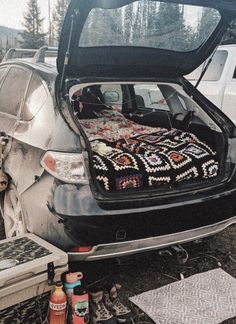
left=71, top=286, right=89, bottom=324
left=65, top=272, right=83, bottom=303
left=65, top=272, right=83, bottom=323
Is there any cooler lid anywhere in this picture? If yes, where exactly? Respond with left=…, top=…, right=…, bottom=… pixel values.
left=0, top=234, right=68, bottom=289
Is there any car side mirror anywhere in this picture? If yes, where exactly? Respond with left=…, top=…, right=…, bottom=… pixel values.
left=103, top=91, right=120, bottom=103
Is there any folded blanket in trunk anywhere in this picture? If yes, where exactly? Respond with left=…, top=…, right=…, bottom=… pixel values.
left=79, top=109, right=166, bottom=142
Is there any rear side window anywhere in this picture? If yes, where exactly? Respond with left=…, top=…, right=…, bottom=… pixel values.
left=187, top=50, right=228, bottom=81
left=0, top=67, right=31, bottom=116
left=233, top=67, right=236, bottom=79
left=134, top=85, right=170, bottom=111
left=0, top=67, right=7, bottom=84
left=23, top=73, right=48, bottom=121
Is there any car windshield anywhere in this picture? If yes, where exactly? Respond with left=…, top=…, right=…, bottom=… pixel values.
left=79, top=0, right=221, bottom=52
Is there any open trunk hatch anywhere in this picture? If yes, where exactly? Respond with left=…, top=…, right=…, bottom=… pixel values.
left=58, top=0, right=236, bottom=81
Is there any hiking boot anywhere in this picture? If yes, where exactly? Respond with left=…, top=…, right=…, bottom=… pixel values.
left=103, top=284, right=133, bottom=323
left=90, top=290, right=118, bottom=324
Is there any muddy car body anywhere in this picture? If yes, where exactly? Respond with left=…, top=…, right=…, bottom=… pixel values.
left=1, top=0, right=236, bottom=260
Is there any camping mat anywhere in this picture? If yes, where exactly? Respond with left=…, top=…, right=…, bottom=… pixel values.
left=129, top=268, right=236, bottom=324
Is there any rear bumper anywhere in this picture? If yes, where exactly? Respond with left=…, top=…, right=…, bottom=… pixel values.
left=68, top=216, right=236, bottom=261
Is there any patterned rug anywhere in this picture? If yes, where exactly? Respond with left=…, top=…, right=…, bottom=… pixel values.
left=92, top=128, right=219, bottom=192
left=129, top=268, right=236, bottom=324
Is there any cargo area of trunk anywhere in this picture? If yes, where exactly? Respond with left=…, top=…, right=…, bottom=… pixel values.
left=68, top=82, right=227, bottom=199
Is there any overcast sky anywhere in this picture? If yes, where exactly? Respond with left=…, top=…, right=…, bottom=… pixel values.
left=0, top=1, right=204, bottom=32
left=0, top=0, right=57, bottom=31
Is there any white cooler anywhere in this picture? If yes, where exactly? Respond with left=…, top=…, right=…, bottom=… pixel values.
left=0, top=234, right=68, bottom=323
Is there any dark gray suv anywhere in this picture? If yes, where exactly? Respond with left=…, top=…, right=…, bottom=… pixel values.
left=1, top=0, right=236, bottom=261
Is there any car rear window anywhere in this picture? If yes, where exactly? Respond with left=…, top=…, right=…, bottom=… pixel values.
left=79, top=0, right=221, bottom=52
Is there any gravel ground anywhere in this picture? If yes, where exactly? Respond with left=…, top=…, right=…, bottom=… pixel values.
left=1, top=215, right=236, bottom=323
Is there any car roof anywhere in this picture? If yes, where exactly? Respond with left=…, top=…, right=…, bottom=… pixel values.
left=0, top=59, right=58, bottom=77
left=1, top=46, right=58, bottom=76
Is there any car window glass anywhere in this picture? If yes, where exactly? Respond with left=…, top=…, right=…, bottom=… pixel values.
left=0, top=67, right=31, bottom=116
left=178, top=95, right=188, bottom=111
left=134, top=85, right=170, bottom=111
left=100, top=84, right=122, bottom=110
left=23, top=73, right=48, bottom=121
left=0, top=67, right=7, bottom=84
left=233, top=67, right=236, bottom=79
left=187, top=50, right=228, bottom=81
left=80, top=1, right=220, bottom=52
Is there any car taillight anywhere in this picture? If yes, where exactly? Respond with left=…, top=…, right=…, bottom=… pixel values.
left=70, top=246, right=93, bottom=253
left=41, top=151, right=89, bottom=184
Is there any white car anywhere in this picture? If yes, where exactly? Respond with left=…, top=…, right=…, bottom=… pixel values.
left=187, top=44, right=236, bottom=124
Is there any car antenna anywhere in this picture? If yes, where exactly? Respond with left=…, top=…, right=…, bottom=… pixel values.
left=195, top=47, right=218, bottom=89
left=60, top=9, right=79, bottom=96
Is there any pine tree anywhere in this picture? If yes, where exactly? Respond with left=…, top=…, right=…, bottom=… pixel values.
left=20, top=0, right=46, bottom=49
left=66, top=1, right=195, bottom=51
left=52, top=0, right=70, bottom=41
left=195, top=8, right=221, bottom=46
left=79, top=7, right=124, bottom=47
left=149, top=3, right=192, bottom=50
left=222, top=20, right=236, bottom=45
left=123, top=3, right=135, bottom=44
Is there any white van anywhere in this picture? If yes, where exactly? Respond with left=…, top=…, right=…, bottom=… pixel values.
left=187, top=44, right=236, bottom=124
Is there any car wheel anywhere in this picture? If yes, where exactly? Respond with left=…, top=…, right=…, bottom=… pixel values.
left=3, top=184, right=27, bottom=238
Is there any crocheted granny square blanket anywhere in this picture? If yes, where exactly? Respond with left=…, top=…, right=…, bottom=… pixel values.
left=92, top=128, right=218, bottom=192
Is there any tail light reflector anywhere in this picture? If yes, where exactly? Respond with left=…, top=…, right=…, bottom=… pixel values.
left=70, top=246, right=93, bottom=253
